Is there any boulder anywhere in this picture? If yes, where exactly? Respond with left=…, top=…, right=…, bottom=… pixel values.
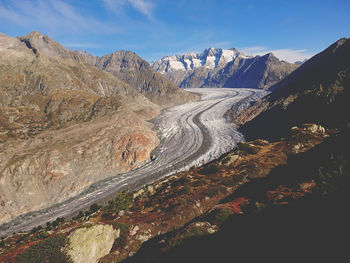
left=65, top=224, right=119, bottom=263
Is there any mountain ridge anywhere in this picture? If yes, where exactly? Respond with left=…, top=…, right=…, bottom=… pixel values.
left=235, top=37, right=350, bottom=140
left=152, top=47, right=298, bottom=89
left=91, top=50, right=198, bottom=107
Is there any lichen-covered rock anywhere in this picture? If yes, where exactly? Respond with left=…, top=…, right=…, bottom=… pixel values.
left=66, top=224, right=119, bottom=263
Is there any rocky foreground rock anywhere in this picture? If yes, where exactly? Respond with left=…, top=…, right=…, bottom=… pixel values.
left=66, top=224, right=119, bottom=263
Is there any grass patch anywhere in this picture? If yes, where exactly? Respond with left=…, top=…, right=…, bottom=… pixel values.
left=16, top=234, right=72, bottom=263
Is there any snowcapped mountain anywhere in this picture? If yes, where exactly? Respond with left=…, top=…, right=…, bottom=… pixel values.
left=152, top=48, right=298, bottom=89
left=152, top=48, right=248, bottom=72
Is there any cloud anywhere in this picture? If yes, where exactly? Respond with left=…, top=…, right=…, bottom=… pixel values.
left=241, top=46, right=314, bottom=63
left=0, top=0, right=116, bottom=35
left=104, top=0, right=154, bottom=19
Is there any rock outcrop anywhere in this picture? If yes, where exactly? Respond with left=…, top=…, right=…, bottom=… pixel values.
left=66, top=224, right=119, bottom=263
left=152, top=48, right=297, bottom=89
left=92, top=50, right=198, bottom=107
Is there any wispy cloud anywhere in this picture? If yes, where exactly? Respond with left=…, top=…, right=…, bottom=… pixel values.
left=241, top=46, right=314, bottom=63
left=104, top=0, right=154, bottom=19
left=0, top=0, right=117, bottom=35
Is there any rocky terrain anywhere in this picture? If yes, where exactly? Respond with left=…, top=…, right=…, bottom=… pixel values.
left=1, top=33, right=348, bottom=263
left=2, top=122, right=348, bottom=263
left=152, top=48, right=298, bottom=89
left=0, top=31, right=196, bottom=225
left=0, top=88, right=265, bottom=238
left=92, top=51, right=196, bottom=107
left=235, top=38, right=350, bottom=141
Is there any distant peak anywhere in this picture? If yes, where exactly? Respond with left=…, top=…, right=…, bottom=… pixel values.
left=22, top=31, right=46, bottom=40
left=18, top=31, right=69, bottom=58
left=331, top=37, right=349, bottom=53
left=202, top=47, right=219, bottom=56
left=336, top=37, right=348, bottom=44
left=264, top=52, right=278, bottom=59
left=19, top=31, right=52, bottom=46
left=28, top=30, right=44, bottom=36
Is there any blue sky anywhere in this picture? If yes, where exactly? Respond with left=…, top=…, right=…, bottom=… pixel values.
left=0, top=0, right=349, bottom=62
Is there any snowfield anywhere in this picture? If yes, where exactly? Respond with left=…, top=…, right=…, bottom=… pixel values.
left=0, top=88, right=269, bottom=236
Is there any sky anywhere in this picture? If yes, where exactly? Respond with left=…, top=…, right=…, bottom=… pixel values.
left=0, top=0, right=350, bottom=63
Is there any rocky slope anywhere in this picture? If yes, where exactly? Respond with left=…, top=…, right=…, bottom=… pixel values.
left=132, top=127, right=350, bottom=263
left=92, top=51, right=197, bottom=107
left=2, top=122, right=347, bottom=263
left=237, top=38, right=350, bottom=140
left=152, top=48, right=297, bottom=89
left=0, top=31, right=188, bottom=225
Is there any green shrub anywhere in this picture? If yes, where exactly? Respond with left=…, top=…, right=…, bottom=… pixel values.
left=16, top=234, right=72, bottom=263
left=30, top=225, right=42, bottom=234
left=115, top=192, right=133, bottom=211
left=84, top=211, right=91, bottom=217
left=52, top=221, right=59, bottom=228
left=102, top=211, right=113, bottom=219
left=46, top=222, right=52, bottom=231
left=75, top=211, right=84, bottom=219
left=89, top=203, right=101, bottom=213
left=114, top=222, right=130, bottom=248
left=104, top=192, right=133, bottom=214
left=37, top=231, right=50, bottom=239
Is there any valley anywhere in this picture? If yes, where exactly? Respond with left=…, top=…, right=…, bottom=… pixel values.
left=0, top=1, right=348, bottom=262
left=0, top=88, right=268, bottom=237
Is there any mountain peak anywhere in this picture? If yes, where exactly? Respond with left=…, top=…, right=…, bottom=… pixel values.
left=330, top=37, right=349, bottom=53
left=25, top=30, right=45, bottom=39
left=202, top=47, right=220, bottom=57
left=265, top=52, right=277, bottom=58
left=18, top=31, right=69, bottom=58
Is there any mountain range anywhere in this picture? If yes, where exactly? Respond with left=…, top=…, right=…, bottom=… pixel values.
left=77, top=50, right=195, bottom=107
left=152, top=47, right=298, bottom=89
